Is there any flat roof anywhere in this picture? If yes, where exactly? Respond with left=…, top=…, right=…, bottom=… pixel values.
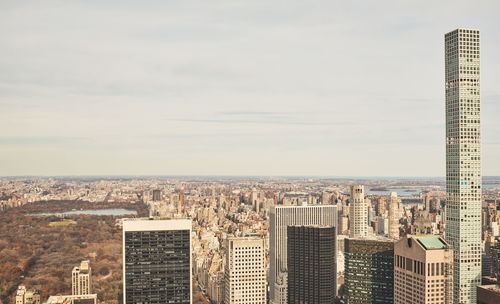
left=415, top=236, right=448, bottom=250
left=123, top=218, right=191, bottom=232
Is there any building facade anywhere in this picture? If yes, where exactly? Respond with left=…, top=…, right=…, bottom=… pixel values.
left=72, top=260, right=92, bottom=295
left=349, top=185, right=367, bottom=238
left=287, top=225, right=336, bottom=304
left=269, top=205, right=337, bottom=304
left=394, top=235, right=453, bottom=304
left=388, top=192, right=400, bottom=239
left=44, top=294, right=97, bottom=304
left=224, top=237, right=266, bottom=304
left=476, top=285, right=500, bottom=304
left=15, top=285, right=40, bottom=304
left=344, top=238, right=394, bottom=304
left=123, top=218, right=192, bottom=304
left=444, top=28, right=482, bottom=304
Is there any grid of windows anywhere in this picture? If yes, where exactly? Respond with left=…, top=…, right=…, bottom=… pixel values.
left=350, top=186, right=368, bottom=238
left=287, top=226, right=336, bottom=304
left=344, top=239, right=394, bottom=304
left=394, top=255, right=452, bottom=304
left=444, top=28, right=482, bottom=304
left=225, top=238, right=266, bottom=304
left=124, top=229, right=191, bottom=304
left=269, top=205, right=337, bottom=304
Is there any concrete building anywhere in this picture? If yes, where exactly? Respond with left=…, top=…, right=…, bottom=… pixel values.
left=344, top=238, right=394, bottom=304
left=123, top=218, right=192, bottom=304
left=388, top=192, right=400, bottom=239
left=224, top=237, right=266, bottom=304
left=16, top=285, right=40, bottom=304
left=394, top=235, right=453, bottom=304
left=152, top=189, right=161, bottom=201
left=287, top=225, right=336, bottom=304
left=44, top=295, right=97, bottom=304
left=269, top=205, right=337, bottom=304
left=72, top=260, right=91, bottom=295
left=476, top=285, right=500, bottom=304
left=444, top=28, right=482, bottom=304
left=207, top=273, right=224, bottom=304
left=349, top=185, right=367, bottom=238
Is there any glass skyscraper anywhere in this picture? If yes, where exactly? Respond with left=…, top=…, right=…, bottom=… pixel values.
left=122, top=219, right=192, bottom=304
left=344, top=238, right=394, bottom=304
left=444, top=28, right=481, bottom=304
left=269, top=205, right=337, bottom=304
left=287, top=225, right=336, bottom=304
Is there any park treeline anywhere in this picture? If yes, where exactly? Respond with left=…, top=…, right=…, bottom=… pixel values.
left=0, top=200, right=148, bottom=304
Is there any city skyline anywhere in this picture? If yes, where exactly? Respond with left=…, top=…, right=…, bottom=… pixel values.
left=1, top=1, right=500, bottom=176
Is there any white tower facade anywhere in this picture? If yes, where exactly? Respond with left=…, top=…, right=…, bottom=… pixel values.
left=72, top=260, right=92, bottom=295
left=269, top=205, right=337, bottom=304
left=444, top=28, right=481, bottom=304
left=224, top=237, right=266, bottom=304
left=349, top=185, right=367, bottom=238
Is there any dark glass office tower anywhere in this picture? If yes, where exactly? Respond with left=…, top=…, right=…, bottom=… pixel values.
left=123, top=219, right=192, bottom=304
left=287, top=225, right=336, bottom=304
left=344, top=238, right=394, bottom=304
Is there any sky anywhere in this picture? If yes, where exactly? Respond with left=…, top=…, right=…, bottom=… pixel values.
left=0, top=0, right=499, bottom=177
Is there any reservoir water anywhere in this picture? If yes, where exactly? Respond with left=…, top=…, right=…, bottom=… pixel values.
left=26, top=208, right=137, bottom=216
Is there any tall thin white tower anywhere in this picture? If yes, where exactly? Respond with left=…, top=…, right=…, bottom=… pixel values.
left=444, top=28, right=481, bottom=304
left=349, top=185, right=367, bottom=238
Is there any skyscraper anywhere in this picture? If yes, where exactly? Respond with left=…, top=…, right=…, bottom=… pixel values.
left=152, top=189, right=161, bottom=201
left=394, top=235, right=453, bottom=304
left=224, top=237, right=266, bottom=304
left=388, top=192, right=400, bottom=239
left=269, top=205, right=337, bottom=304
left=444, top=28, right=481, bottom=304
left=344, top=238, right=394, bottom=304
left=287, top=225, right=336, bottom=304
left=349, top=185, right=367, bottom=238
left=72, top=260, right=92, bottom=295
left=123, top=218, right=192, bottom=304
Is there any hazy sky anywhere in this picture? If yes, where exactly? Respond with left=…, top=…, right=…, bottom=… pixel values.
left=1, top=0, right=499, bottom=176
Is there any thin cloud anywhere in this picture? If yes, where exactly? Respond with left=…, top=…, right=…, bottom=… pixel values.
left=0, top=136, right=91, bottom=146
left=170, top=118, right=350, bottom=126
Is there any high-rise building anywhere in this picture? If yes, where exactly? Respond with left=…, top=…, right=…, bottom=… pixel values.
left=388, top=192, right=400, bottom=239
left=476, top=285, right=500, bottom=304
left=72, top=260, right=92, bottom=295
left=444, top=28, right=482, bottom=304
left=15, top=285, right=40, bottom=304
left=224, top=237, right=266, bottom=304
left=287, top=225, right=336, bottom=304
left=269, top=205, right=337, bottom=304
left=490, top=239, right=500, bottom=281
left=394, top=235, right=453, bottom=304
left=123, top=218, right=192, bottom=304
left=344, top=238, right=394, bottom=304
left=349, top=185, right=367, bottom=238
left=152, top=189, right=161, bottom=201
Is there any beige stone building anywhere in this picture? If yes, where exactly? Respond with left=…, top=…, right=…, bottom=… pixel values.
left=72, top=260, right=92, bottom=295
left=225, top=237, right=266, bottom=304
left=15, top=285, right=40, bottom=304
left=388, top=192, right=400, bottom=239
left=394, top=235, right=453, bottom=304
left=349, top=185, right=367, bottom=238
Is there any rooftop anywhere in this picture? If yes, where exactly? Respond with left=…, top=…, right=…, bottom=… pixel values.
left=415, top=236, right=448, bottom=250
